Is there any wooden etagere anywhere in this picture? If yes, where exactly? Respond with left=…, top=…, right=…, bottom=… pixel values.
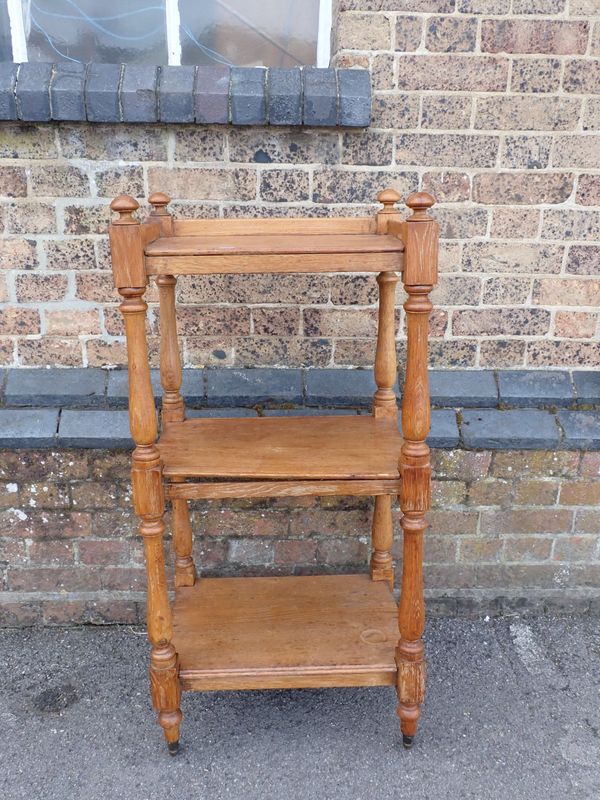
left=108, top=188, right=438, bottom=755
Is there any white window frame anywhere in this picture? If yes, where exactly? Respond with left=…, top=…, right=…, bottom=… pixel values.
left=8, top=0, right=332, bottom=67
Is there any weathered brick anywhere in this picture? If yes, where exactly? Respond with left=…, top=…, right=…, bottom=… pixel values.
left=95, top=166, right=144, bottom=198
left=0, top=124, right=58, bottom=159
left=482, top=276, right=530, bottom=305
left=453, top=308, right=550, bottom=336
left=29, top=540, right=74, bottom=565
left=576, top=175, right=600, bottom=206
left=579, top=452, right=600, bottom=477
left=6, top=202, right=56, bottom=234
left=44, top=239, right=96, bottom=271
left=78, top=539, right=130, bottom=565
left=490, top=208, right=540, bottom=239
left=259, top=169, right=310, bottom=202
left=147, top=167, right=256, bottom=201
left=481, top=20, right=589, bottom=55
left=473, top=172, right=572, bottom=205
left=574, top=509, right=600, bottom=533
left=18, top=338, right=82, bottom=367
left=370, top=93, right=420, bottom=128
left=397, top=55, right=508, bottom=91
left=491, top=451, right=579, bottom=478
left=553, top=535, right=598, bottom=562
left=397, top=134, right=499, bottom=168
left=341, top=131, right=393, bottom=165
left=479, top=341, right=526, bottom=368
left=500, top=136, right=552, bottom=170
left=422, top=172, right=470, bottom=202
left=463, top=242, right=563, bottom=274
left=59, top=124, right=168, bottom=161
left=63, top=203, right=110, bottom=235
left=313, top=169, right=417, bottom=203
left=394, top=16, right=424, bottom=52
left=551, top=136, right=600, bottom=168
left=475, top=96, right=580, bottom=130
left=504, top=537, right=553, bottom=563
left=15, top=273, right=68, bottom=303
left=338, top=12, right=392, bottom=50
left=460, top=538, right=504, bottom=564
left=542, top=208, right=600, bottom=241
left=274, top=539, right=318, bottom=566
left=560, top=480, right=600, bottom=506
left=533, top=278, right=600, bottom=308
left=173, top=127, right=226, bottom=162
left=0, top=239, right=38, bottom=270
left=514, top=479, right=559, bottom=506
left=467, top=479, right=512, bottom=507
left=528, top=341, right=600, bottom=368
left=431, top=274, right=481, bottom=305
left=481, top=509, right=572, bottom=535
left=511, top=58, right=562, bottom=93
left=0, top=308, right=40, bottom=335
left=0, top=166, right=27, bottom=197
left=420, top=94, right=472, bottom=129
left=563, top=59, right=600, bottom=95
left=29, top=165, right=89, bottom=197
left=426, top=16, right=477, bottom=52
left=554, top=311, right=597, bottom=339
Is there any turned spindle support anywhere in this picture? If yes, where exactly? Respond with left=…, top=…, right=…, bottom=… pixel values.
left=395, top=191, right=438, bottom=749
left=110, top=195, right=182, bottom=755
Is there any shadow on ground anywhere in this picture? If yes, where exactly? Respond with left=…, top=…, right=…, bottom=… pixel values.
left=1, top=617, right=599, bottom=800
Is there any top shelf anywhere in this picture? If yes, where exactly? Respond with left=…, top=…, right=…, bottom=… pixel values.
left=144, top=233, right=404, bottom=276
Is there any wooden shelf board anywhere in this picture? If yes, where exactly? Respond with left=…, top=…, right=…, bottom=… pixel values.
left=173, top=574, right=399, bottom=691
left=158, top=415, right=402, bottom=481
left=145, top=233, right=404, bottom=258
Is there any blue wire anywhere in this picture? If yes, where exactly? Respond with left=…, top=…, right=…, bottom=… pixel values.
left=31, top=1, right=166, bottom=23
left=30, top=0, right=165, bottom=41
left=180, top=23, right=234, bottom=66
left=30, top=15, right=82, bottom=62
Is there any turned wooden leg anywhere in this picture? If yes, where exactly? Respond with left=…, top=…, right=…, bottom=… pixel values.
left=370, top=495, right=394, bottom=588
left=395, top=509, right=427, bottom=748
left=171, top=495, right=196, bottom=587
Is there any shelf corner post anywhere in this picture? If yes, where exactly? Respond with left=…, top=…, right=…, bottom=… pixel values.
left=396, top=191, right=438, bottom=747
left=109, top=195, right=182, bottom=753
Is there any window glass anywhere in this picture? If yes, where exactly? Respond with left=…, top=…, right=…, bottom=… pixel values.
left=0, top=1, right=11, bottom=60
left=179, top=0, right=319, bottom=67
left=20, top=0, right=168, bottom=63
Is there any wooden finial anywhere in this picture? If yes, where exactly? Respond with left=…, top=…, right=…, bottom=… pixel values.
left=406, top=192, right=435, bottom=220
left=377, top=188, right=401, bottom=209
left=110, top=195, right=139, bottom=225
left=149, top=192, right=171, bottom=216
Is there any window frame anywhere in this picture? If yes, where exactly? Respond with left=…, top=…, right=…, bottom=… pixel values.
left=6, top=0, right=332, bottom=67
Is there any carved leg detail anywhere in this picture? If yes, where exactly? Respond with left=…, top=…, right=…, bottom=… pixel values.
left=395, top=509, right=427, bottom=747
left=172, top=497, right=196, bottom=588
left=150, top=643, right=183, bottom=755
left=370, top=494, right=394, bottom=588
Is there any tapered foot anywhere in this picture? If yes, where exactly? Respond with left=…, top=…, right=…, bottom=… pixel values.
left=402, top=734, right=414, bottom=749
left=168, top=740, right=180, bottom=756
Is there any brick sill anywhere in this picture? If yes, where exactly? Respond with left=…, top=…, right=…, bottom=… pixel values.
left=0, top=368, right=598, bottom=451
left=0, top=63, right=371, bottom=127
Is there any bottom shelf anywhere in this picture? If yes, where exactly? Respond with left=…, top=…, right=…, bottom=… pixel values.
left=172, top=574, right=399, bottom=691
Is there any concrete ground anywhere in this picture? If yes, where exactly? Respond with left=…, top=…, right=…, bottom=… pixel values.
left=0, top=617, right=599, bottom=800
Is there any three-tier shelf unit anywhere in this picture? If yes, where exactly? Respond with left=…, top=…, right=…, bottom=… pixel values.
left=108, top=187, right=438, bottom=754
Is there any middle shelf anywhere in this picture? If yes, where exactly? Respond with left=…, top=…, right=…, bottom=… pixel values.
left=158, top=415, right=403, bottom=482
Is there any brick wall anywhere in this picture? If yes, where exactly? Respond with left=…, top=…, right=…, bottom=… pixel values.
left=0, top=1, right=598, bottom=369
left=1, top=446, right=598, bottom=625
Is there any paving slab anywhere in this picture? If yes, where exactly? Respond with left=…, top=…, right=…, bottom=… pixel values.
left=429, top=370, right=497, bottom=408
left=0, top=408, right=58, bottom=447
left=461, top=409, right=560, bottom=449
left=206, top=368, right=302, bottom=406
left=498, top=370, right=573, bottom=407
left=428, top=409, right=459, bottom=448
left=573, top=371, right=600, bottom=406
left=0, top=618, right=598, bottom=800
left=58, top=410, right=133, bottom=448
left=305, top=369, right=393, bottom=407
left=6, top=368, right=106, bottom=407
left=558, top=410, right=600, bottom=450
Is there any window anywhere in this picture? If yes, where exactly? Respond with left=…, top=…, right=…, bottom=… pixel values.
left=3, top=0, right=332, bottom=67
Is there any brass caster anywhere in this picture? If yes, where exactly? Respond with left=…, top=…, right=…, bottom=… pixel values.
left=168, top=740, right=180, bottom=756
